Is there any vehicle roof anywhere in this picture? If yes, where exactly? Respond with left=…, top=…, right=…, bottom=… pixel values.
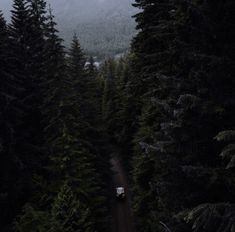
left=116, top=187, right=125, bottom=193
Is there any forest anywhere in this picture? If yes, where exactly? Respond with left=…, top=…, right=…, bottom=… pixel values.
left=0, top=0, right=235, bottom=232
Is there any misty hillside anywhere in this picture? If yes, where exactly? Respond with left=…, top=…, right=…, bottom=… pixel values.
left=48, top=0, right=137, bottom=58
left=1, top=0, right=137, bottom=58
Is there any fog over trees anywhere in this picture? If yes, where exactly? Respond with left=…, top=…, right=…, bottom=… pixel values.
left=1, top=0, right=137, bottom=59
left=1, top=0, right=235, bottom=232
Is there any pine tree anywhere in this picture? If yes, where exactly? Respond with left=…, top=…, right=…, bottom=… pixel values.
left=9, top=0, right=31, bottom=67
left=42, top=5, right=67, bottom=146
left=0, top=11, right=25, bottom=231
left=67, top=36, right=109, bottom=232
left=26, top=0, right=47, bottom=92
left=9, top=0, right=48, bottom=177
left=129, top=1, right=178, bottom=229
left=129, top=0, right=235, bottom=231
left=114, top=58, right=137, bottom=161
left=51, top=183, right=93, bottom=232
left=9, top=0, right=39, bottom=172
left=1, top=2, right=110, bottom=231
left=7, top=0, right=49, bottom=220
left=101, top=59, right=118, bottom=138
left=14, top=204, right=50, bottom=232
left=67, top=34, right=89, bottom=122
left=84, top=56, right=101, bottom=125
left=68, top=34, right=86, bottom=91
left=24, top=0, right=47, bottom=149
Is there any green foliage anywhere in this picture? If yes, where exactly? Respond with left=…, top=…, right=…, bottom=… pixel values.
left=2, top=0, right=235, bottom=231
left=15, top=204, right=49, bottom=232
left=182, top=203, right=235, bottom=232
left=215, top=131, right=235, bottom=142
left=101, top=59, right=118, bottom=137
left=51, top=183, right=93, bottom=232
left=41, top=13, right=108, bottom=232
left=215, top=130, right=235, bottom=169
left=0, top=7, right=28, bottom=231
left=68, top=34, right=86, bottom=79
left=0, top=1, right=109, bottom=231
left=100, top=57, right=138, bottom=165
left=101, top=0, right=235, bottom=231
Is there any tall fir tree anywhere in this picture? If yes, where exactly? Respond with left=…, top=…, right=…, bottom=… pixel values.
left=1, top=1, right=111, bottom=231
left=51, top=183, right=93, bottom=232
left=129, top=0, right=235, bottom=231
left=0, top=10, right=26, bottom=231
left=101, top=59, right=118, bottom=139
left=67, top=36, right=109, bottom=232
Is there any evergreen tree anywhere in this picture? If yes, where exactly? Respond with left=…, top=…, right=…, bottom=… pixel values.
left=84, top=56, right=101, bottom=125
left=0, top=10, right=25, bottom=231
left=9, top=0, right=31, bottom=66
left=15, top=204, right=49, bottom=232
left=51, top=183, right=93, bottom=232
left=67, top=36, right=109, bottom=232
left=1, top=2, right=110, bottom=231
left=114, top=58, right=137, bottom=161
left=23, top=0, right=47, bottom=156
left=9, top=0, right=40, bottom=180
left=9, top=0, right=48, bottom=182
left=101, top=59, right=118, bottom=138
left=129, top=0, right=235, bottom=231
left=7, top=1, right=49, bottom=226
left=68, top=34, right=86, bottom=89
left=67, top=34, right=88, bottom=122
left=100, top=57, right=137, bottom=164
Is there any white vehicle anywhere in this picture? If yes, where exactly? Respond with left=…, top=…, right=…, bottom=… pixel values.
left=116, top=187, right=125, bottom=199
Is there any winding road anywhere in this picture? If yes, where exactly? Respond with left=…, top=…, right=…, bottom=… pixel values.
left=110, top=155, right=135, bottom=232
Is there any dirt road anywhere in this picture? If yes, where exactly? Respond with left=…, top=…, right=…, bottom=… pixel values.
left=110, top=155, right=135, bottom=232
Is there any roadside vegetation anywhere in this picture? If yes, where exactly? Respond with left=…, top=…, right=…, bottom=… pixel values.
left=1, top=0, right=235, bottom=231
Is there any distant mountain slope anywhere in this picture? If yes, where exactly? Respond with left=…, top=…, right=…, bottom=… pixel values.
left=48, top=0, right=137, bottom=58
left=1, top=0, right=137, bottom=59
